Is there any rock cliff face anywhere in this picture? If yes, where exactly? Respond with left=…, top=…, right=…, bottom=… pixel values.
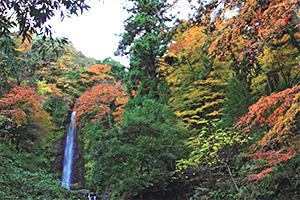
left=52, top=137, right=65, bottom=176
left=52, top=110, right=71, bottom=177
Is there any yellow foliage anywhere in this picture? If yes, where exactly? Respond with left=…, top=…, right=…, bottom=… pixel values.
left=31, top=109, right=55, bottom=139
left=164, top=23, right=232, bottom=128
left=175, top=123, right=243, bottom=177
left=206, top=110, right=223, bottom=117
left=37, top=79, right=52, bottom=95
left=251, top=73, right=268, bottom=95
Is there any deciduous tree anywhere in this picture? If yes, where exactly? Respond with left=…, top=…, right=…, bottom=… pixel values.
left=74, top=81, right=127, bottom=124
left=0, top=84, right=54, bottom=151
left=164, top=23, right=231, bottom=128
left=0, top=0, right=90, bottom=40
left=236, top=85, right=300, bottom=181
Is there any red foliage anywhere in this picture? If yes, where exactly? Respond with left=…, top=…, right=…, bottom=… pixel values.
left=235, top=85, right=300, bottom=181
left=181, top=0, right=300, bottom=64
left=0, top=84, right=42, bottom=126
left=248, top=167, right=274, bottom=181
left=236, top=85, right=300, bottom=130
left=74, top=81, right=127, bottom=123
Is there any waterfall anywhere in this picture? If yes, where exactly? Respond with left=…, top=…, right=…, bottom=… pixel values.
left=61, top=111, right=77, bottom=189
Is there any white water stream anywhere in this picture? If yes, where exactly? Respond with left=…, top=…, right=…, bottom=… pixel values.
left=61, top=111, right=77, bottom=189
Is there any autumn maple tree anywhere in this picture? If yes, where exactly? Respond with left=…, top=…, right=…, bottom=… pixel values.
left=74, top=82, right=127, bottom=123
left=0, top=84, right=55, bottom=151
left=193, top=0, right=300, bottom=57
left=0, top=84, right=41, bottom=126
left=179, top=0, right=300, bottom=92
left=74, top=64, right=127, bottom=124
left=78, top=64, right=113, bottom=84
left=235, top=85, right=300, bottom=181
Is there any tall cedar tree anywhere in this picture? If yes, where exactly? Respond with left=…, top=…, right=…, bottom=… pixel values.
left=115, top=0, right=171, bottom=101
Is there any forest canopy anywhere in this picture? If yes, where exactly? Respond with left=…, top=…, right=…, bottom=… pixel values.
left=1, top=0, right=300, bottom=199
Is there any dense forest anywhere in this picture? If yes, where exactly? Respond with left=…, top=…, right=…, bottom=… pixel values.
left=1, top=0, right=300, bottom=199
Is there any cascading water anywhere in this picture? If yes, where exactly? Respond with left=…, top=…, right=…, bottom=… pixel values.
left=61, top=111, right=77, bottom=190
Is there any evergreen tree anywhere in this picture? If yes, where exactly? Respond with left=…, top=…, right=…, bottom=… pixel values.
left=221, top=77, right=253, bottom=127
left=115, top=0, right=171, bottom=102
left=88, top=99, right=189, bottom=199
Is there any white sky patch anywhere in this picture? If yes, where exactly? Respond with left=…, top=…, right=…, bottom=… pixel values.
left=49, top=0, right=130, bottom=66
left=49, top=0, right=192, bottom=68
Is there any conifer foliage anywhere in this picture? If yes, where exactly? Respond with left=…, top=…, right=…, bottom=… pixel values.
left=115, top=0, right=171, bottom=100
left=3, top=0, right=300, bottom=199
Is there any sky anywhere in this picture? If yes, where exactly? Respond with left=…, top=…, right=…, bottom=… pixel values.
left=48, top=0, right=192, bottom=68
left=49, top=0, right=131, bottom=67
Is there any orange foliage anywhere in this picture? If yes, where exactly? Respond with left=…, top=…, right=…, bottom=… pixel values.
left=248, top=167, right=274, bottom=181
left=74, top=81, right=127, bottom=123
left=46, top=83, right=63, bottom=97
left=75, top=63, right=127, bottom=123
left=13, top=33, right=32, bottom=53
left=0, top=84, right=42, bottom=126
left=180, top=0, right=300, bottom=65
left=235, top=85, right=300, bottom=180
left=236, top=85, right=300, bottom=131
left=79, top=64, right=114, bottom=83
left=214, top=0, right=297, bottom=59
